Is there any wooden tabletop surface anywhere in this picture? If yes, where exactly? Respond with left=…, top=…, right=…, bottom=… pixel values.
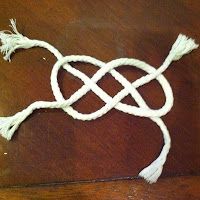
left=0, top=0, right=199, bottom=199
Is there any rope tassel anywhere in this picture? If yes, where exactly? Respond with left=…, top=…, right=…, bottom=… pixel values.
left=170, top=34, right=198, bottom=61
left=0, top=19, right=198, bottom=183
left=0, top=108, right=34, bottom=140
left=0, top=116, right=21, bottom=140
left=0, top=19, right=32, bottom=61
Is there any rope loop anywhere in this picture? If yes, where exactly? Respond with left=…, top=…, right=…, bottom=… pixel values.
left=50, top=55, right=174, bottom=120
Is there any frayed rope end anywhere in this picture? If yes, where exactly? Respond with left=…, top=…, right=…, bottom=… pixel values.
left=170, top=34, right=199, bottom=61
left=138, top=161, right=164, bottom=184
left=0, top=116, right=17, bottom=140
left=0, top=107, right=33, bottom=140
left=0, top=19, right=31, bottom=62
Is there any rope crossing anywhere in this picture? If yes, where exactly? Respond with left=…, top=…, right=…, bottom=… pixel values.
left=0, top=19, right=198, bottom=184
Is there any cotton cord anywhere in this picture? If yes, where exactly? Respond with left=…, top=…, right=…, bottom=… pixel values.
left=0, top=19, right=198, bottom=184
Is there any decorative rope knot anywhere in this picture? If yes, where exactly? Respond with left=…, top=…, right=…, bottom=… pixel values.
left=0, top=19, right=198, bottom=184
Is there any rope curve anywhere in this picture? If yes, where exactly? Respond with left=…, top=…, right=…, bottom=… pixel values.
left=0, top=19, right=198, bottom=184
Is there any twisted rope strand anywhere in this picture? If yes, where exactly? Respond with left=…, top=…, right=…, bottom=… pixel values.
left=0, top=19, right=198, bottom=184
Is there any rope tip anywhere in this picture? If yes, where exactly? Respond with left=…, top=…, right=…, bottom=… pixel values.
left=0, top=19, right=30, bottom=62
left=170, top=34, right=199, bottom=61
left=0, top=116, right=18, bottom=141
left=139, top=163, right=163, bottom=184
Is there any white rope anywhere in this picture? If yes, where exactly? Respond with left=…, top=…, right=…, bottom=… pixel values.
left=0, top=19, right=198, bottom=183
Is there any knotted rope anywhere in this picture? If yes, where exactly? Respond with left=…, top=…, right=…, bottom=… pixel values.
left=0, top=19, right=198, bottom=183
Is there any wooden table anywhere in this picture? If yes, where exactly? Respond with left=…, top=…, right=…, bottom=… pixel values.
left=0, top=0, right=199, bottom=199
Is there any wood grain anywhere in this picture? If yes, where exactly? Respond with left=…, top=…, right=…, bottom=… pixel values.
left=0, top=0, right=199, bottom=188
left=0, top=176, right=199, bottom=200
